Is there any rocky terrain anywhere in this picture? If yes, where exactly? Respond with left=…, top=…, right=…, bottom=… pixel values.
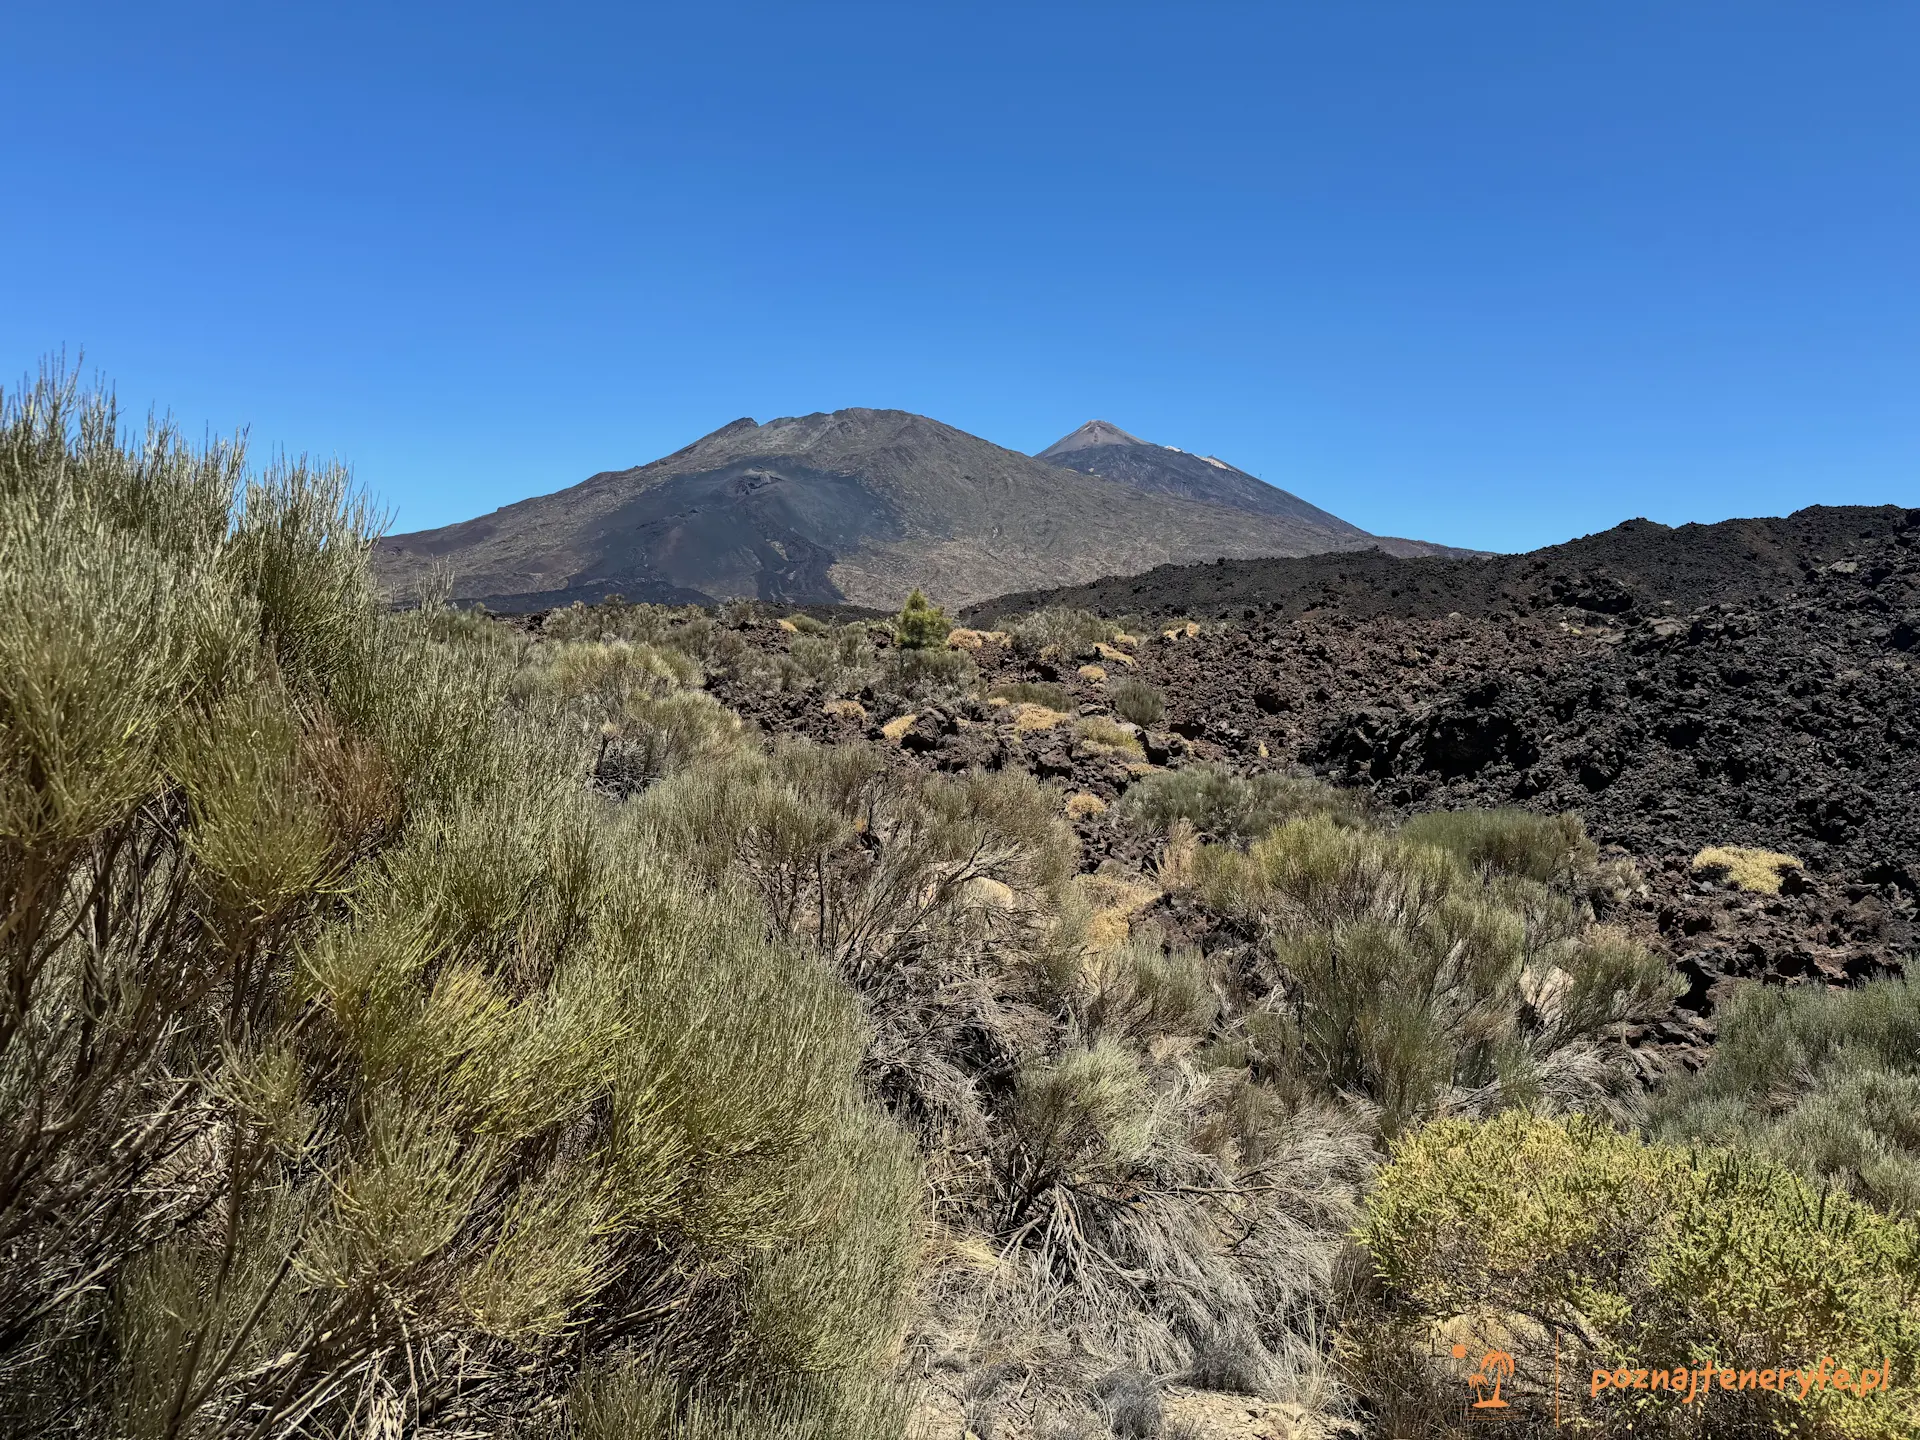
left=664, top=504, right=1920, bottom=1062
left=976, top=503, right=1914, bottom=621
left=483, top=499, right=1920, bottom=1436
left=373, top=409, right=1459, bottom=612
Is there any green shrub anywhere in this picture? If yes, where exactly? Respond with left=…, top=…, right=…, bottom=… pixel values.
left=1181, top=814, right=1677, bottom=1134
left=1355, top=1112, right=1920, bottom=1439
left=1107, top=677, right=1165, bottom=728
left=541, top=597, right=707, bottom=647
left=990, top=680, right=1072, bottom=711
left=893, top=588, right=950, bottom=650
left=659, top=610, right=723, bottom=659
left=790, top=624, right=876, bottom=694
left=596, top=687, right=743, bottom=791
left=1655, top=977, right=1920, bottom=1216
left=1012, top=1041, right=1160, bottom=1201
left=572, top=1363, right=913, bottom=1440
left=634, top=735, right=1374, bottom=1422
left=1086, top=935, right=1217, bottom=1042
left=1119, top=764, right=1364, bottom=843
left=535, top=637, right=703, bottom=715
left=0, top=367, right=917, bottom=1438
left=635, top=737, right=1077, bottom=986
left=1075, top=716, right=1144, bottom=758
left=880, top=643, right=974, bottom=700
left=1007, top=606, right=1116, bottom=660
left=1398, top=808, right=1598, bottom=887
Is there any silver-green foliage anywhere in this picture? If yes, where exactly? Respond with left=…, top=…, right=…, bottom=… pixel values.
left=0, top=368, right=916, bottom=1439
left=1185, top=811, right=1678, bottom=1135
left=634, top=732, right=1374, bottom=1423
left=1104, top=678, right=1164, bottom=729
left=1005, top=608, right=1117, bottom=660
left=1654, top=976, right=1920, bottom=1216
left=1118, top=765, right=1366, bottom=843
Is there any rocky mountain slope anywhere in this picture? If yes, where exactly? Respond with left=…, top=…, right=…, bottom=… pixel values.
left=972, top=503, right=1915, bottom=622
left=373, top=408, right=1457, bottom=611
left=1036, top=418, right=1370, bottom=530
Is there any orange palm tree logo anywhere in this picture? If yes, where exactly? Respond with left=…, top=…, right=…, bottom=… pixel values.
left=1453, top=1342, right=1515, bottom=1408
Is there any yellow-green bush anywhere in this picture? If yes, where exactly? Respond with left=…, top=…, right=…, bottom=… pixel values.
left=1398, top=807, right=1598, bottom=887
left=1692, top=843, right=1802, bottom=894
left=1120, top=764, right=1366, bottom=844
left=1356, top=1112, right=1920, bottom=1438
left=989, top=679, right=1072, bottom=711
left=1074, top=716, right=1144, bottom=758
left=596, top=687, right=743, bottom=792
left=1656, top=977, right=1920, bottom=1217
left=0, top=368, right=918, bottom=1439
left=1180, top=813, right=1676, bottom=1133
left=538, top=636, right=703, bottom=710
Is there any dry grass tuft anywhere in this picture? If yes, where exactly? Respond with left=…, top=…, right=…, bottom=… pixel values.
left=1690, top=844, right=1802, bottom=893
left=1093, top=643, right=1137, bottom=667
left=1011, top=703, right=1072, bottom=734
left=1077, top=874, right=1163, bottom=953
left=824, top=698, right=868, bottom=722
left=1065, top=792, right=1108, bottom=820
left=1078, top=663, right=1107, bottom=682
left=1075, top=717, right=1146, bottom=759
left=882, top=712, right=919, bottom=742
left=945, top=627, right=1009, bottom=650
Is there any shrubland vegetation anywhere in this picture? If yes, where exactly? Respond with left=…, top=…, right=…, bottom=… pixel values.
left=5, top=368, right=1914, bottom=1440
left=1105, top=678, right=1164, bottom=729
left=1655, top=977, right=1920, bottom=1217
left=1119, top=763, right=1368, bottom=843
left=0, top=371, right=915, bottom=1439
left=1172, top=810, right=1677, bottom=1137
left=1004, top=607, right=1121, bottom=661
left=1356, top=1113, right=1920, bottom=1438
left=989, top=680, right=1073, bottom=712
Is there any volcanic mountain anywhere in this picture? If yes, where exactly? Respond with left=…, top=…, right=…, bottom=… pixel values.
left=373, top=409, right=1457, bottom=611
left=1035, top=418, right=1363, bottom=529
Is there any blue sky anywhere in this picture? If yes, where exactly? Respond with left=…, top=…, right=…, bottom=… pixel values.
left=4, top=3, right=1915, bottom=552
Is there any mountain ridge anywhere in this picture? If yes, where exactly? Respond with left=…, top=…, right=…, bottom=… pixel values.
left=964, top=503, right=1920, bottom=623
left=373, top=407, right=1464, bottom=611
left=1032, top=418, right=1366, bottom=530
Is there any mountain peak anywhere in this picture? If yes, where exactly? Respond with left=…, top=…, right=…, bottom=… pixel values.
left=1035, top=419, right=1148, bottom=459
left=375, top=408, right=1457, bottom=613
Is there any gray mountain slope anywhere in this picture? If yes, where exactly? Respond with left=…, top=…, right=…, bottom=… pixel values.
left=1035, top=420, right=1368, bottom=531
left=374, top=408, right=1457, bottom=611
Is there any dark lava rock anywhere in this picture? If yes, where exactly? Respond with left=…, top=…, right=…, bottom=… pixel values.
left=619, top=504, right=1920, bottom=1039
left=967, top=504, right=1920, bottom=625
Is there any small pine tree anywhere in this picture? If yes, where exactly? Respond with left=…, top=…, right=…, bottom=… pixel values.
left=893, top=588, right=950, bottom=650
